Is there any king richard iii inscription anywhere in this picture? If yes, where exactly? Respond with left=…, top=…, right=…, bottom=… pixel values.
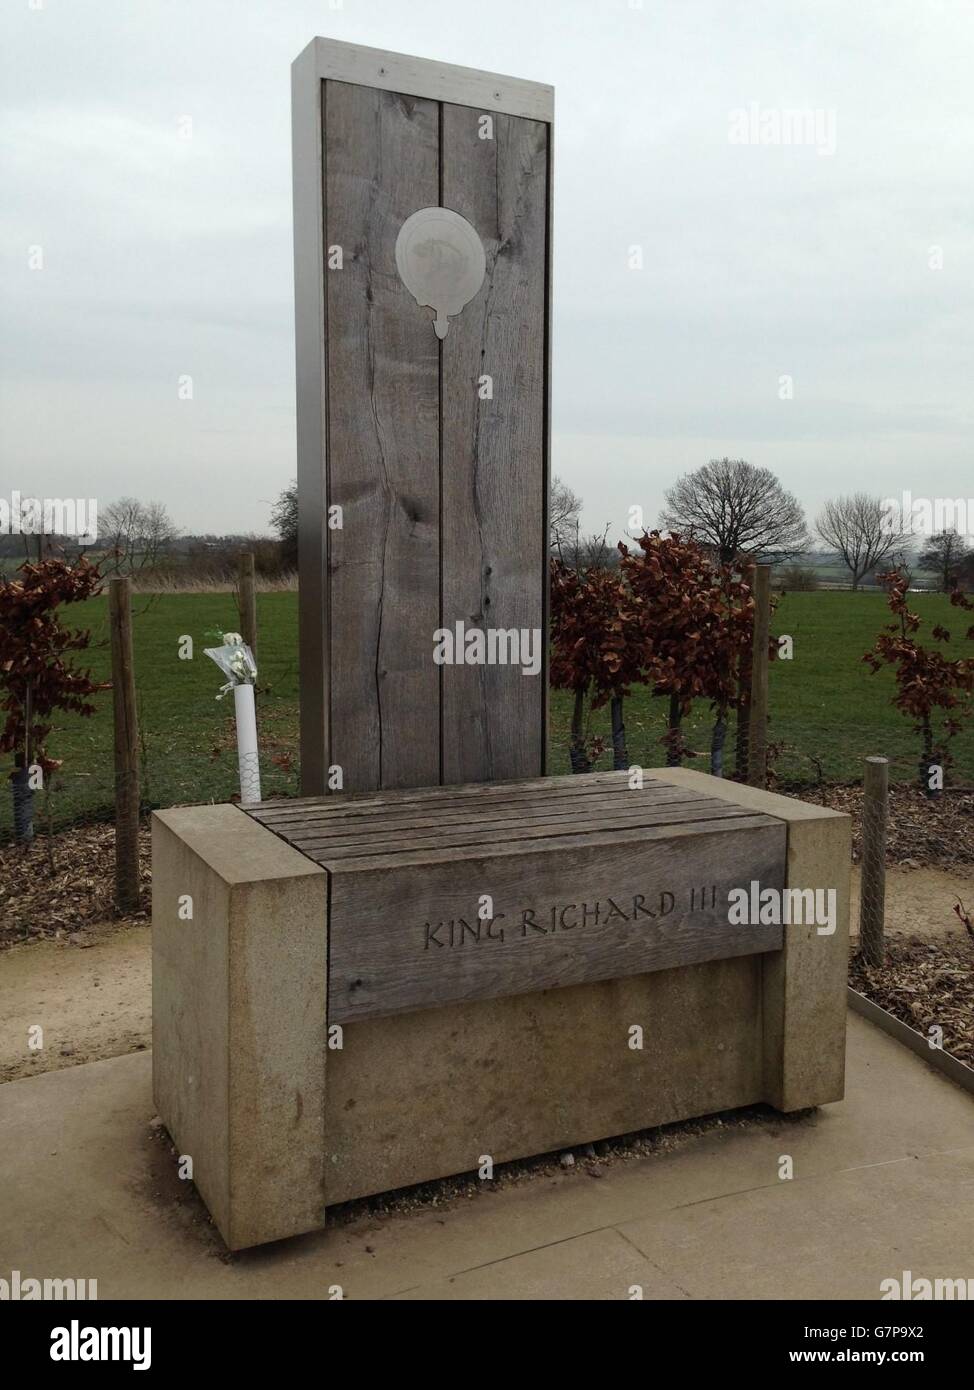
left=422, top=889, right=682, bottom=950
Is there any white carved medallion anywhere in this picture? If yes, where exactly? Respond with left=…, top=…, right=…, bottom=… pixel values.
left=395, top=207, right=487, bottom=339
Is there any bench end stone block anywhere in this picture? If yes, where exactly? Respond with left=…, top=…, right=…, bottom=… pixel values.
left=151, top=804, right=328, bottom=1250
left=648, top=770, right=851, bottom=1113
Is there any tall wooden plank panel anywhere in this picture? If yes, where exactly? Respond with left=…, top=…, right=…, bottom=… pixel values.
left=324, top=80, right=440, bottom=790
left=440, top=106, right=548, bottom=782
left=294, top=39, right=553, bottom=795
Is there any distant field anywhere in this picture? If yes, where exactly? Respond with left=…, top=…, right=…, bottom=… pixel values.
left=1, top=589, right=971, bottom=837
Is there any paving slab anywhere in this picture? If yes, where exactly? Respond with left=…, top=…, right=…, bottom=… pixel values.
left=0, top=1013, right=971, bottom=1301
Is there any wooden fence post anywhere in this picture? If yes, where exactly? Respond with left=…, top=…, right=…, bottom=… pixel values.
left=735, top=558, right=755, bottom=778
left=110, top=577, right=140, bottom=913
left=747, top=563, right=771, bottom=787
left=238, top=551, right=257, bottom=660
left=859, top=755, right=888, bottom=967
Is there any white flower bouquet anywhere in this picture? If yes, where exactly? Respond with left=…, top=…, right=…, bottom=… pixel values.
left=204, top=632, right=261, bottom=804
left=204, top=632, right=257, bottom=698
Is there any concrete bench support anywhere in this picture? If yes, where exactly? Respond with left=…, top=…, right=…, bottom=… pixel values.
left=152, top=806, right=327, bottom=1249
left=649, top=770, right=850, bottom=1112
left=152, top=773, right=849, bottom=1249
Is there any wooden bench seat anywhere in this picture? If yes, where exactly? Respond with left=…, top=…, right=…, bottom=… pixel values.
left=246, top=771, right=787, bottom=1023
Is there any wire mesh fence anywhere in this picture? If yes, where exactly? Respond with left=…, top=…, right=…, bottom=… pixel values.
left=858, top=756, right=889, bottom=966
left=2, top=583, right=972, bottom=845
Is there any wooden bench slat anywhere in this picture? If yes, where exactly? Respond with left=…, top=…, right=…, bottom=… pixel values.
left=248, top=769, right=654, bottom=816
left=278, top=798, right=738, bottom=844
left=282, top=801, right=756, bottom=858
left=256, top=790, right=721, bottom=838
left=249, top=782, right=713, bottom=831
left=291, top=811, right=780, bottom=871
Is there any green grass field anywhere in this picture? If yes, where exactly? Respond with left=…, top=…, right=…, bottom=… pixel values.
left=3, top=589, right=972, bottom=838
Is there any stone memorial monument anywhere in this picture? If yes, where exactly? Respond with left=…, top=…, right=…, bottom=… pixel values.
left=152, top=38, right=850, bottom=1251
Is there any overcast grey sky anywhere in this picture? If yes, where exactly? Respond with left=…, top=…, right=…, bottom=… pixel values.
left=2, top=0, right=972, bottom=540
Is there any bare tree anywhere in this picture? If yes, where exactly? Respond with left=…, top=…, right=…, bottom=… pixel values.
left=100, top=497, right=179, bottom=575
left=550, top=476, right=582, bottom=553
left=816, top=493, right=908, bottom=591
left=956, top=548, right=974, bottom=591
left=271, top=480, right=298, bottom=570
left=554, top=522, right=617, bottom=573
left=575, top=528, right=617, bottom=571
left=887, top=543, right=916, bottom=590
left=142, top=502, right=178, bottom=565
left=660, top=457, right=808, bottom=563
left=916, top=529, right=972, bottom=593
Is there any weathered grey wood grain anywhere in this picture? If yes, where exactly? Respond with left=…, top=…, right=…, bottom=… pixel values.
left=439, top=105, right=549, bottom=784
left=326, top=819, right=786, bottom=1021
left=302, top=38, right=554, bottom=122
left=266, top=788, right=752, bottom=839
left=325, top=80, right=440, bottom=792
left=257, top=774, right=612, bottom=817
left=308, top=812, right=783, bottom=874
left=253, top=794, right=707, bottom=835
left=253, top=770, right=642, bottom=823
left=251, top=782, right=712, bottom=830
left=284, top=795, right=753, bottom=844
left=261, top=792, right=735, bottom=842
left=293, top=804, right=769, bottom=862
left=541, top=97, right=553, bottom=784
left=295, top=47, right=553, bottom=796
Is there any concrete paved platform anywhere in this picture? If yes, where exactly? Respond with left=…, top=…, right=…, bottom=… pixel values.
left=1, top=1012, right=971, bottom=1300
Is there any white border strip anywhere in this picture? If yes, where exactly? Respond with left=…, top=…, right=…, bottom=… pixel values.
left=297, top=37, right=554, bottom=121
left=848, top=986, right=974, bottom=1098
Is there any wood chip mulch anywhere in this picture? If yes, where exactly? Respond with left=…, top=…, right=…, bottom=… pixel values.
left=813, top=784, right=974, bottom=869
left=0, top=823, right=151, bottom=948
left=2, top=781, right=972, bottom=943
left=849, top=936, right=974, bottom=1066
